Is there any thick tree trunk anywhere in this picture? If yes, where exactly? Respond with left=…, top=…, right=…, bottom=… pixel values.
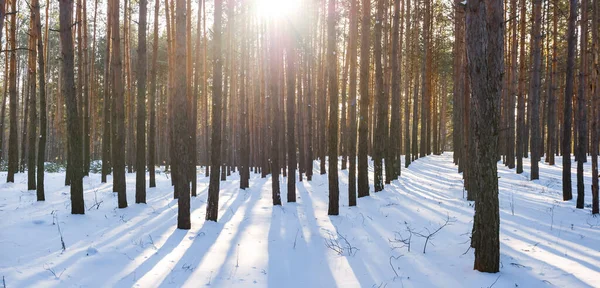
left=357, top=0, right=371, bottom=198
left=373, top=0, right=385, bottom=192
left=530, top=0, right=542, bottom=180
left=136, top=0, right=147, bottom=203
left=174, top=0, right=191, bottom=229
left=516, top=0, right=527, bottom=174
left=591, top=0, right=599, bottom=215
left=466, top=0, right=502, bottom=273
left=286, top=27, right=296, bottom=202
left=389, top=0, right=401, bottom=179
left=348, top=0, right=358, bottom=206
left=6, top=0, right=18, bottom=183
left=148, top=0, right=159, bottom=188
left=34, top=0, right=47, bottom=200
left=111, top=0, right=127, bottom=208
left=59, top=0, right=84, bottom=214
left=327, top=0, right=339, bottom=215
left=562, top=0, right=577, bottom=201
left=576, top=0, right=588, bottom=209
left=102, top=0, right=112, bottom=183
left=206, top=0, right=223, bottom=222
left=27, top=8, right=38, bottom=191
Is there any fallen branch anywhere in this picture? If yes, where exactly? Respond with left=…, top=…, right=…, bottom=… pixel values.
left=412, top=215, right=455, bottom=254
left=389, top=255, right=403, bottom=278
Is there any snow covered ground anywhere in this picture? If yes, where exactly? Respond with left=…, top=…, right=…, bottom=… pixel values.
left=1, top=153, right=599, bottom=288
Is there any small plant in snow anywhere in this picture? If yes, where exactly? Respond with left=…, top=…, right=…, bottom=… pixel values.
left=389, top=221, right=413, bottom=252
left=412, top=215, right=455, bottom=254
left=51, top=211, right=66, bottom=251
left=43, top=264, right=66, bottom=279
left=324, top=230, right=359, bottom=256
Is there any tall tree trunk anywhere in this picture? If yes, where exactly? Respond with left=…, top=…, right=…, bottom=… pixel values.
left=286, top=23, right=296, bottom=202
left=148, top=0, right=159, bottom=188
left=6, top=0, right=18, bottom=183
left=562, top=0, right=577, bottom=201
left=35, top=0, right=47, bottom=200
left=466, top=0, right=502, bottom=273
left=270, top=21, right=282, bottom=206
left=516, top=0, right=527, bottom=174
left=591, top=0, right=599, bottom=214
left=576, top=0, right=589, bottom=209
left=136, top=0, right=147, bottom=203
left=102, top=0, right=112, bottom=183
left=348, top=0, right=358, bottom=206
left=357, top=0, right=371, bottom=198
left=83, top=0, right=90, bottom=175
left=59, top=0, right=85, bottom=214
left=373, top=0, right=385, bottom=192
left=206, top=0, right=223, bottom=222
left=111, top=0, right=127, bottom=208
left=327, top=0, right=339, bottom=215
left=530, top=0, right=542, bottom=180
left=405, top=0, right=413, bottom=168
left=27, top=7, right=37, bottom=191
left=507, top=0, right=517, bottom=169
left=389, top=0, right=401, bottom=179
left=546, top=0, right=557, bottom=166
left=419, top=0, right=430, bottom=158
left=174, top=0, right=191, bottom=229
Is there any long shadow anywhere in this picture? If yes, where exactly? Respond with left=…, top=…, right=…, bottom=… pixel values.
left=264, top=182, right=338, bottom=287
left=498, top=237, right=596, bottom=287
left=155, top=178, right=258, bottom=287
left=207, top=178, right=269, bottom=286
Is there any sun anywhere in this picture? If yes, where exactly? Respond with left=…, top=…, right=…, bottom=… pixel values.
left=255, top=0, right=301, bottom=20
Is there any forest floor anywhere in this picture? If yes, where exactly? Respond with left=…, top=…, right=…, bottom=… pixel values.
left=1, top=153, right=599, bottom=288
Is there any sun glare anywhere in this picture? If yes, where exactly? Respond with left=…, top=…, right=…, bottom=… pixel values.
left=255, top=0, right=301, bottom=20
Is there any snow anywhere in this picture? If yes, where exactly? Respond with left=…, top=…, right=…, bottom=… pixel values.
left=1, top=153, right=599, bottom=287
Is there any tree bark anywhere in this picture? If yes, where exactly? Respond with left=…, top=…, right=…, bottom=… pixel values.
left=174, top=0, right=191, bottom=229
left=357, top=0, right=371, bottom=198
left=466, top=0, right=502, bottom=273
left=576, top=0, right=589, bottom=209
left=327, top=0, right=339, bottom=215
left=6, top=0, right=18, bottom=183
left=148, top=0, right=159, bottom=188
left=34, top=0, right=47, bottom=200
left=136, top=0, right=148, bottom=203
left=111, top=0, right=127, bottom=208
left=530, top=0, right=542, bottom=180
left=206, top=0, right=223, bottom=222
left=59, top=0, right=85, bottom=214
left=348, top=0, right=358, bottom=206
left=562, top=0, right=577, bottom=201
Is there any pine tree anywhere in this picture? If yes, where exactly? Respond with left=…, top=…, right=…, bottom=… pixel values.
left=373, top=0, right=385, bottom=192
left=466, top=0, right=502, bottom=273
left=136, top=0, right=148, bottom=203
left=327, top=0, right=339, bottom=215
left=27, top=5, right=38, bottom=191
left=59, top=0, right=85, bottom=214
left=111, top=0, right=127, bottom=208
left=174, top=0, right=191, bottom=229
left=148, top=0, right=159, bottom=188
left=576, top=0, right=589, bottom=209
left=562, top=0, right=577, bottom=201
left=347, top=0, right=358, bottom=206
left=6, top=0, right=18, bottom=183
left=34, top=0, right=47, bottom=200
left=206, top=0, right=223, bottom=222
left=357, top=0, right=371, bottom=198
left=530, top=0, right=542, bottom=180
